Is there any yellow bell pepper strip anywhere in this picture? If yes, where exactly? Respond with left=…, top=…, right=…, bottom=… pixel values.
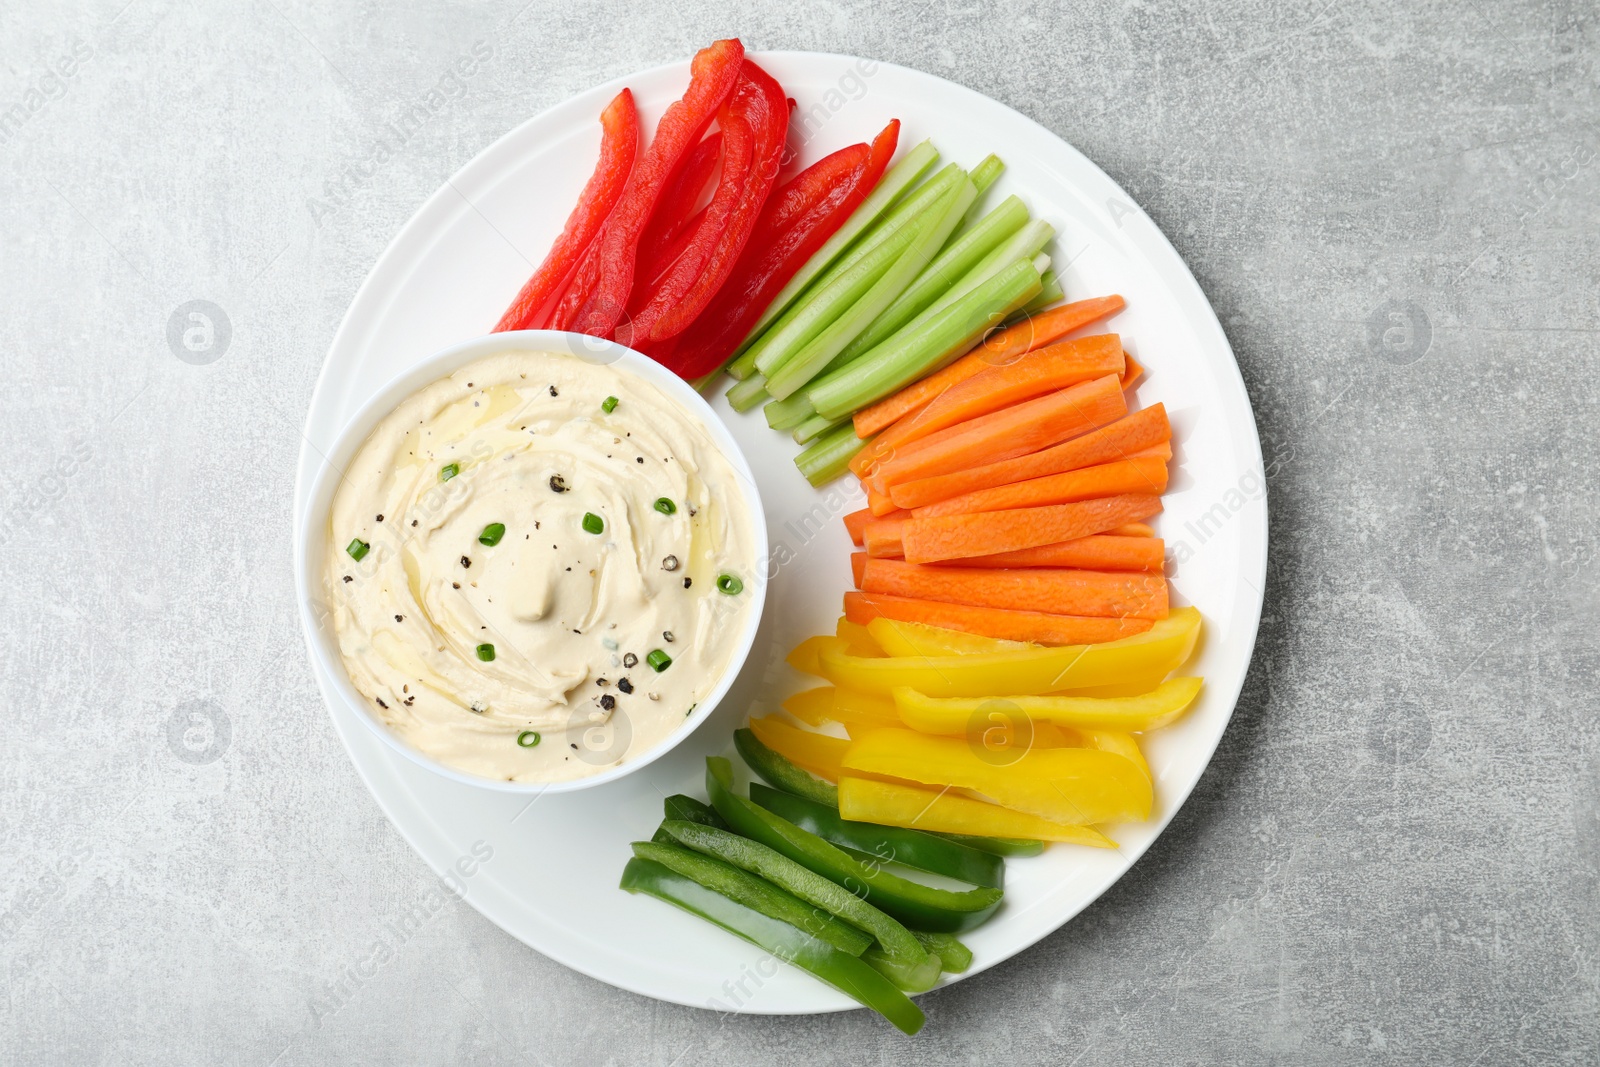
left=893, top=677, right=1203, bottom=735
left=1080, top=730, right=1150, bottom=783
left=866, top=616, right=1029, bottom=657
left=911, top=930, right=972, bottom=973
left=839, top=776, right=1115, bottom=847
left=835, top=617, right=883, bottom=656
left=656, top=817, right=942, bottom=992
left=786, top=634, right=843, bottom=676
left=782, top=686, right=902, bottom=729
left=1058, top=673, right=1174, bottom=699
left=707, top=757, right=1003, bottom=933
left=631, top=841, right=872, bottom=956
left=836, top=688, right=901, bottom=726
left=819, top=606, right=1202, bottom=697
left=781, top=686, right=836, bottom=727
left=747, top=715, right=847, bottom=782
left=619, top=855, right=925, bottom=1034
left=749, top=781, right=1005, bottom=889
left=737, top=724, right=1042, bottom=859
left=843, top=728, right=1152, bottom=825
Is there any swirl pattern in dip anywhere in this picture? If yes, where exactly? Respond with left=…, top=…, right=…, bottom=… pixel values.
left=323, top=350, right=758, bottom=782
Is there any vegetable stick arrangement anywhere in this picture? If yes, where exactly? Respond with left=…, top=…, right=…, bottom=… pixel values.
left=493, top=38, right=1205, bottom=1034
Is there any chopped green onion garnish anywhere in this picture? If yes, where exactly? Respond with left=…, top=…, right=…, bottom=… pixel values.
left=582, top=512, right=604, bottom=535
left=646, top=649, right=672, bottom=672
left=601, top=395, right=619, bottom=414
left=517, top=731, right=540, bottom=747
left=716, top=574, right=743, bottom=595
left=476, top=643, right=495, bottom=661
left=439, top=462, right=459, bottom=481
left=478, top=522, right=505, bottom=546
left=346, top=538, right=370, bottom=561
left=654, top=497, right=676, bottom=515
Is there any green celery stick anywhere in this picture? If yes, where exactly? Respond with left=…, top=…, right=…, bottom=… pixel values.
left=766, top=178, right=977, bottom=400
left=806, top=258, right=1042, bottom=421
left=792, top=412, right=846, bottom=445
left=764, top=390, right=815, bottom=431
left=725, top=374, right=770, bottom=413
left=746, top=165, right=967, bottom=378
left=836, top=194, right=1029, bottom=365
left=968, top=153, right=1004, bottom=196
left=795, top=422, right=869, bottom=486
left=738, top=141, right=940, bottom=348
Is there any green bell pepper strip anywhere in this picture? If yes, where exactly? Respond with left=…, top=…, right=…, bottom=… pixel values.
left=656, top=819, right=942, bottom=992
left=749, top=782, right=1004, bottom=891
left=940, top=833, right=1044, bottom=858
left=911, top=930, right=973, bottom=973
left=652, top=794, right=729, bottom=843
left=630, top=841, right=871, bottom=956
left=619, top=856, right=925, bottom=1034
left=734, top=727, right=1041, bottom=856
left=706, top=757, right=1002, bottom=933
left=734, top=728, right=837, bottom=806
left=664, top=793, right=728, bottom=828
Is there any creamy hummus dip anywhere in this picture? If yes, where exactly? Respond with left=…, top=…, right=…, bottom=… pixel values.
left=323, top=350, right=758, bottom=782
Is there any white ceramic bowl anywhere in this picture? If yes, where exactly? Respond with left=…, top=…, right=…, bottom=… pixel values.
left=292, top=330, right=769, bottom=794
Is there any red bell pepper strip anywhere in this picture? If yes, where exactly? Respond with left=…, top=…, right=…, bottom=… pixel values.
left=492, top=88, right=637, bottom=332
left=633, top=132, right=723, bottom=291
left=660, top=118, right=900, bottom=379
left=630, top=59, right=789, bottom=344
left=563, top=38, right=745, bottom=337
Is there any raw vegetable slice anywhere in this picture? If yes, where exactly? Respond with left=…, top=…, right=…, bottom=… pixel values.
left=838, top=777, right=1115, bottom=847
left=844, top=591, right=1153, bottom=645
left=706, top=757, right=1004, bottom=933
left=749, top=782, right=1005, bottom=889
left=909, top=454, right=1169, bottom=519
left=619, top=855, right=925, bottom=1032
left=494, top=88, right=638, bottom=332
left=892, top=677, right=1203, bottom=733
left=889, top=403, right=1171, bottom=510
left=654, top=818, right=942, bottom=993
left=901, top=493, right=1163, bottom=565
left=852, top=294, right=1127, bottom=441
left=842, top=728, right=1152, bottom=825
left=630, top=841, right=872, bottom=955
left=816, top=606, right=1201, bottom=697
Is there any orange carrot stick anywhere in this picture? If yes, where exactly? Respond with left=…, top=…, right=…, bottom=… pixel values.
left=850, top=550, right=868, bottom=587
left=944, top=534, right=1165, bottom=572
left=862, top=334, right=1125, bottom=466
left=844, top=591, right=1153, bottom=646
left=1113, top=522, right=1155, bottom=537
left=851, top=295, right=1127, bottom=444
left=902, top=494, right=1163, bottom=563
left=912, top=454, right=1169, bottom=520
left=844, top=507, right=873, bottom=546
left=867, top=484, right=900, bottom=517
left=872, top=374, right=1127, bottom=493
left=861, top=558, right=1170, bottom=620
left=863, top=520, right=905, bottom=559
left=1120, top=352, right=1144, bottom=388
left=888, top=403, right=1169, bottom=510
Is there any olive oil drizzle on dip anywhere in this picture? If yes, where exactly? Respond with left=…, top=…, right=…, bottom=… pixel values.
left=324, top=351, right=756, bottom=783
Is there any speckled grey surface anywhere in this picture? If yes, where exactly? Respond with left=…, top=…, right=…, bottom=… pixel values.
left=2, top=1, right=1597, bottom=1062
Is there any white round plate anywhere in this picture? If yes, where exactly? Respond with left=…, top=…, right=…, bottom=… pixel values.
left=293, top=51, right=1267, bottom=1016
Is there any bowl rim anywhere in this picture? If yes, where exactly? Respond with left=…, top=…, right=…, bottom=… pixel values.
left=291, top=329, right=769, bottom=795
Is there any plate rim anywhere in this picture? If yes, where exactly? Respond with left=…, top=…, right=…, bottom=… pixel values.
left=293, top=47, right=1268, bottom=1015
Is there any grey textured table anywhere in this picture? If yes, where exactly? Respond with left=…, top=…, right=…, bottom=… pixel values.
left=3, top=1, right=1596, bottom=1063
